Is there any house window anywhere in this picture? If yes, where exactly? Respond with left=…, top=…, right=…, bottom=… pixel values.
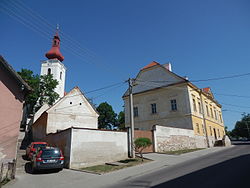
left=214, top=109, right=217, bottom=120
left=193, top=99, right=197, bottom=112
left=196, top=123, right=200, bottom=134
left=47, top=68, right=51, bottom=75
left=60, top=72, right=62, bottom=80
left=209, top=126, right=212, bottom=136
left=206, top=105, right=209, bottom=117
left=198, top=102, right=202, bottom=114
left=202, top=124, right=205, bottom=134
left=170, top=99, right=177, bottom=111
left=134, top=107, right=138, bottom=117
left=151, top=103, right=157, bottom=114
left=219, top=114, right=222, bottom=123
left=210, top=107, right=214, bottom=118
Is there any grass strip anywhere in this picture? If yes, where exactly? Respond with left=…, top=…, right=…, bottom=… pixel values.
left=81, top=158, right=151, bottom=174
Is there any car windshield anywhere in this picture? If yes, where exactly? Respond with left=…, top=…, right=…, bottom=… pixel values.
left=34, top=144, right=47, bottom=148
left=41, top=149, right=61, bottom=158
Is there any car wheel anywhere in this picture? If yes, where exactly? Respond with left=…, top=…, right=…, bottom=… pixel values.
left=31, top=163, right=36, bottom=174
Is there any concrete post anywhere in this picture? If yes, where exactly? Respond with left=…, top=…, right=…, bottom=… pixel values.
left=128, top=78, right=135, bottom=158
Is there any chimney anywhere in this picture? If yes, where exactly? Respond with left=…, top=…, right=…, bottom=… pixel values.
left=163, top=63, right=172, bottom=72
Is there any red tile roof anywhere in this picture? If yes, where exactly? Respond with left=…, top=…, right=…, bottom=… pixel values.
left=202, top=87, right=211, bottom=93
left=141, top=61, right=160, bottom=70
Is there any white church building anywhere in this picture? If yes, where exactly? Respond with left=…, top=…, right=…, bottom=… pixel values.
left=31, top=30, right=128, bottom=169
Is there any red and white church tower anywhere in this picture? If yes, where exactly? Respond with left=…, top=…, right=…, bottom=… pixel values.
left=41, top=28, right=66, bottom=98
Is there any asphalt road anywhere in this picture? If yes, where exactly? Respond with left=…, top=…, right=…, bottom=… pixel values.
left=109, top=142, right=250, bottom=188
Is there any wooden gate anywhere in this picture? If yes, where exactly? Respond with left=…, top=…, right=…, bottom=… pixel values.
left=134, top=130, right=154, bottom=153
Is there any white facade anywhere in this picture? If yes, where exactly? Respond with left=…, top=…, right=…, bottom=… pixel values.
left=32, top=87, right=99, bottom=140
left=40, top=59, right=66, bottom=98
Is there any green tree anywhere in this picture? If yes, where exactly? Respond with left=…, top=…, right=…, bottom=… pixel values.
left=96, top=102, right=117, bottom=129
left=38, top=74, right=59, bottom=106
left=117, top=111, right=125, bottom=130
left=225, top=126, right=232, bottom=137
left=231, top=113, right=250, bottom=138
left=134, top=137, right=152, bottom=161
left=18, top=69, right=59, bottom=114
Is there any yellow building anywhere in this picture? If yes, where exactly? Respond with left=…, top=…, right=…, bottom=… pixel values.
left=123, top=61, right=225, bottom=147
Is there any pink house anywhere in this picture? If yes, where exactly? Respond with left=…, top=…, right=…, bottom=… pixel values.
left=0, top=56, right=31, bottom=163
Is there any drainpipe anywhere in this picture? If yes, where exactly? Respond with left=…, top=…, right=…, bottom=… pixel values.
left=199, top=90, right=210, bottom=148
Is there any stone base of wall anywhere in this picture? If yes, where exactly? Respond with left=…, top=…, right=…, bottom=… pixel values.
left=155, top=125, right=208, bottom=152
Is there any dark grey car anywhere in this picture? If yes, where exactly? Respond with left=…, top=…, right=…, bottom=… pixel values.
left=31, top=147, right=64, bottom=172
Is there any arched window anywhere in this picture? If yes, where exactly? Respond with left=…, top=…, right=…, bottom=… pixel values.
left=48, top=68, right=51, bottom=75
left=54, top=40, right=57, bottom=46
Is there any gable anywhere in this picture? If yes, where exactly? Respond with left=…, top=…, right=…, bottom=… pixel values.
left=47, top=87, right=99, bottom=117
left=123, top=64, right=185, bottom=97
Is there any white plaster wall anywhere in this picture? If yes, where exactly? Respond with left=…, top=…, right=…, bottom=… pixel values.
left=33, top=103, right=49, bottom=123
left=70, top=128, right=128, bottom=169
left=45, top=129, right=72, bottom=168
left=47, top=88, right=98, bottom=133
left=155, top=125, right=207, bottom=152
left=41, top=59, right=66, bottom=98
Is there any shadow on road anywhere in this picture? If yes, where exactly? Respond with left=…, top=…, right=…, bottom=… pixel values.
left=232, top=141, right=250, bottom=145
left=152, top=154, right=250, bottom=188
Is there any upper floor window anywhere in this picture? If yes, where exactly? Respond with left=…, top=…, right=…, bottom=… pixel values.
left=206, top=105, right=210, bottom=117
left=219, top=114, right=223, bottom=123
left=170, top=99, right=177, bottom=111
left=151, top=103, right=157, bottom=114
left=210, top=107, right=214, bottom=118
left=133, top=107, right=138, bottom=117
left=60, top=72, right=62, bottom=80
left=198, top=102, right=202, bottom=114
left=47, top=68, right=51, bottom=75
left=214, top=109, right=217, bottom=120
left=193, top=99, right=197, bottom=112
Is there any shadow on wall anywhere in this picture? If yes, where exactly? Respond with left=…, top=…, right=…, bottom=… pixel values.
left=151, top=154, right=250, bottom=188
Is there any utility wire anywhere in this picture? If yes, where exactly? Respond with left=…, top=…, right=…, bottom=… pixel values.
left=190, top=72, right=250, bottom=82
left=1, top=0, right=128, bottom=79
left=214, top=93, right=250, bottom=99
left=222, top=109, right=247, bottom=114
left=221, top=103, right=250, bottom=109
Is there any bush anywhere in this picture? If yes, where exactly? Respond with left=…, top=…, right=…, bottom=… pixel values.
left=134, top=138, right=152, bottom=161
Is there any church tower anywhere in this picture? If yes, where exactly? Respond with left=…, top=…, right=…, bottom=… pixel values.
left=41, top=28, right=66, bottom=98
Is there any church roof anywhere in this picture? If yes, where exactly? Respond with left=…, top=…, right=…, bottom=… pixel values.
left=45, top=32, right=64, bottom=62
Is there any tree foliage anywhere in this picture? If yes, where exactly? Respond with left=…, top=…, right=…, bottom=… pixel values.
left=117, top=111, right=125, bottom=130
left=231, top=113, right=250, bottom=138
left=96, top=102, right=117, bottom=129
left=134, top=137, right=152, bottom=161
left=18, top=69, right=59, bottom=114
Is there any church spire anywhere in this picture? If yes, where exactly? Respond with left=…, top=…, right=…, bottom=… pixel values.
left=45, top=26, right=64, bottom=62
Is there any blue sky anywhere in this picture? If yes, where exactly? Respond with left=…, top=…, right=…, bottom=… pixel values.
left=1, top=0, right=250, bottom=130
